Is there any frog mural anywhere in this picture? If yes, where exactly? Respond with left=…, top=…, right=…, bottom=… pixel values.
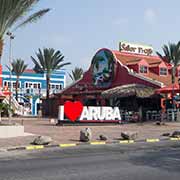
left=92, top=49, right=114, bottom=87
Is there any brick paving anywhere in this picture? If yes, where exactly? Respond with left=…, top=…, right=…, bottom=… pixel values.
left=1, top=117, right=180, bottom=149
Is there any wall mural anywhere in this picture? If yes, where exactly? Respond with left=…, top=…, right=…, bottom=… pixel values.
left=92, top=49, right=114, bottom=87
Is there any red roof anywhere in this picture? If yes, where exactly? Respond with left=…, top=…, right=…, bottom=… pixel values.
left=112, top=50, right=177, bottom=86
left=24, top=69, right=35, bottom=73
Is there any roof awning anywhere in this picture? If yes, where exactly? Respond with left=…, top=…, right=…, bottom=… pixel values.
left=102, top=84, right=155, bottom=98
left=155, top=84, right=180, bottom=94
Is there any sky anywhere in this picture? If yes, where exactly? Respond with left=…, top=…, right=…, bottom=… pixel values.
left=2, top=0, right=180, bottom=78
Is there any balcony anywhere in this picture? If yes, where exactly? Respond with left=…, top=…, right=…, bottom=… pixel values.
left=11, top=88, right=62, bottom=97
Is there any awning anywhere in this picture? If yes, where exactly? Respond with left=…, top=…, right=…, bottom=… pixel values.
left=102, top=84, right=155, bottom=98
left=155, top=84, right=180, bottom=94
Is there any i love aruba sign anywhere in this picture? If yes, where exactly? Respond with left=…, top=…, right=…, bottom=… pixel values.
left=58, top=101, right=121, bottom=123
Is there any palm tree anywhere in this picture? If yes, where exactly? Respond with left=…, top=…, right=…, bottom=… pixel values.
left=156, top=41, right=180, bottom=84
left=69, top=67, right=84, bottom=81
left=156, top=42, right=180, bottom=121
left=11, top=59, right=28, bottom=100
left=0, top=0, right=50, bottom=61
left=31, top=48, right=71, bottom=100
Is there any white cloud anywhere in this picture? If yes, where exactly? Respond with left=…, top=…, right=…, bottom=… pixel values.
left=144, top=8, right=157, bottom=24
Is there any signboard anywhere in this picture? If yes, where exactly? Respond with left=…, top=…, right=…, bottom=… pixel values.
left=58, top=101, right=121, bottom=123
left=92, top=49, right=114, bottom=87
left=119, top=41, right=153, bottom=56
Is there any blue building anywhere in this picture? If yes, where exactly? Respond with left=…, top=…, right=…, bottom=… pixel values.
left=1, top=69, right=66, bottom=116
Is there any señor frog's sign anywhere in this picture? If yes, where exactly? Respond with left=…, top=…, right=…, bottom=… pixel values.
left=58, top=101, right=121, bottom=123
left=119, top=41, right=153, bottom=56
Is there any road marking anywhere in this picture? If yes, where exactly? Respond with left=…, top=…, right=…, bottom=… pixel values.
left=59, top=144, right=77, bottom=147
left=119, top=140, right=134, bottom=144
left=146, top=139, right=159, bottom=142
left=170, top=137, right=180, bottom=141
left=90, top=141, right=106, bottom=145
left=26, top=145, right=44, bottom=150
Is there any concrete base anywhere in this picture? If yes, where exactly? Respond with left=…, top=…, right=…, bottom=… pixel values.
left=0, top=125, right=24, bottom=138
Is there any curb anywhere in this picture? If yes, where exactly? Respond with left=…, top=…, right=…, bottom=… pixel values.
left=3, top=137, right=180, bottom=152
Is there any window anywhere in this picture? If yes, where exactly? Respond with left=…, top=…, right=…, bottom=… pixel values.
left=38, top=83, right=41, bottom=89
left=50, top=83, right=63, bottom=90
left=3, top=81, right=20, bottom=88
left=139, top=65, right=148, bottom=73
left=160, top=68, right=167, bottom=75
left=33, top=84, right=37, bottom=88
left=24, top=82, right=41, bottom=89
left=3, top=81, right=7, bottom=86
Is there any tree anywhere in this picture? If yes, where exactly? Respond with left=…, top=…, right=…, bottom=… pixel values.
left=0, top=103, right=5, bottom=122
left=0, top=103, right=12, bottom=122
left=156, top=42, right=180, bottom=83
left=31, top=48, right=71, bottom=100
left=11, top=59, right=28, bottom=100
left=0, top=0, right=50, bottom=61
left=156, top=42, right=180, bottom=121
left=69, top=67, right=84, bottom=81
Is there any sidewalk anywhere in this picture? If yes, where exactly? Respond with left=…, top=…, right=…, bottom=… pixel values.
left=0, top=117, right=180, bottom=149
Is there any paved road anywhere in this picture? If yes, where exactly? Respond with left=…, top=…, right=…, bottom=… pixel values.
left=0, top=142, right=180, bottom=180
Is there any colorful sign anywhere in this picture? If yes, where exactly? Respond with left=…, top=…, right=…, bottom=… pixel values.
left=119, top=41, right=153, bottom=56
left=58, top=101, right=121, bottom=123
left=92, top=49, right=114, bottom=87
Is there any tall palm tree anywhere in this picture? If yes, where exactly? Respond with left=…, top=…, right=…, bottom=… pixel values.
left=11, top=59, right=28, bottom=100
left=156, top=42, right=180, bottom=121
left=69, top=67, right=84, bottom=81
left=156, top=41, right=180, bottom=84
left=0, top=0, right=50, bottom=61
left=31, top=48, right=71, bottom=100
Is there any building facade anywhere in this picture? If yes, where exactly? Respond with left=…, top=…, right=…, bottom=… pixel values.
left=48, top=42, right=180, bottom=118
left=1, top=69, right=66, bottom=116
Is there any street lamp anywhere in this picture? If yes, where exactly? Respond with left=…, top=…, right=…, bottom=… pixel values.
left=6, top=31, right=15, bottom=119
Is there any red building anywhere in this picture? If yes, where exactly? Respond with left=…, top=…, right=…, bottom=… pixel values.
left=47, top=43, right=179, bottom=117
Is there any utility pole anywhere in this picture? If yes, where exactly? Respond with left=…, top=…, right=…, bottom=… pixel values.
left=7, top=32, right=15, bottom=120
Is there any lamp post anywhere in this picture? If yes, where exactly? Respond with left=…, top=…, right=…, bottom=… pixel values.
left=6, top=31, right=15, bottom=119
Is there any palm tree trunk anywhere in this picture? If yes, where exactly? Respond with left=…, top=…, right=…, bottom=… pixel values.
left=15, top=77, right=19, bottom=101
left=46, top=73, right=50, bottom=100
left=46, top=73, right=50, bottom=117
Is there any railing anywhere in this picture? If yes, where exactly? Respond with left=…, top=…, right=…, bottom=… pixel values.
left=3, top=96, right=30, bottom=116
left=146, top=109, right=178, bottom=121
left=11, top=88, right=61, bottom=96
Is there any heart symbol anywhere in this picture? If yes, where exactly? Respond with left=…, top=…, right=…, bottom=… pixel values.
left=64, top=101, right=83, bottom=122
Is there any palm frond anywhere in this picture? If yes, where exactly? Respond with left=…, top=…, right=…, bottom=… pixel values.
left=0, top=0, right=49, bottom=39
left=31, top=47, right=71, bottom=99
left=11, top=58, right=28, bottom=76
left=69, top=67, right=84, bottom=81
left=13, top=8, right=50, bottom=31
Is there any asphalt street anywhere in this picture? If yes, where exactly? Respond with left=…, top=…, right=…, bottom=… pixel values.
left=0, top=142, right=180, bottom=180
